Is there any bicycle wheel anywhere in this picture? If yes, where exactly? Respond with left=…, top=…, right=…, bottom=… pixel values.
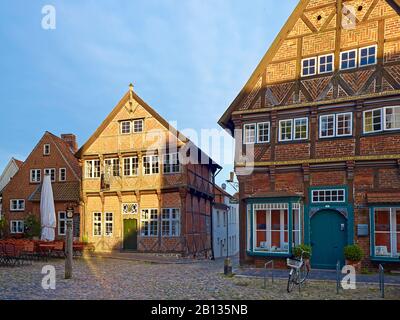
left=287, top=270, right=297, bottom=293
left=298, top=262, right=310, bottom=284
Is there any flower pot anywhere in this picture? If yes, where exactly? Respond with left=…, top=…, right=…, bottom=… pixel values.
left=346, top=259, right=362, bottom=273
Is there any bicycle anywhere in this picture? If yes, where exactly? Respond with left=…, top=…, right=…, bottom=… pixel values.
left=286, top=249, right=311, bottom=293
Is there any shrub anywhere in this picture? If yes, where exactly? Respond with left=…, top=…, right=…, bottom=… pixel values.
left=293, top=244, right=312, bottom=259
left=24, top=214, right=41, bottom=239
left=344, top=244, right=364, bottom=262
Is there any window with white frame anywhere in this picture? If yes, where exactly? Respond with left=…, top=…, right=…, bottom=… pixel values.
left=163, top=153, right=180, bottom=174
left=141, top=209, right=158, bottom=236
left=364, top=107, right=400, bottom=134
left=43, top=144, right=50, bottom=155
left=247, top=205, right=251, bottom=251
left=123, top=157, right=139, bottom=176
left=302, top=57, right=317, bottom=77
left=30, top=169, right=41, bottom=183
left=121, top=121, right=131, bottom=134
left=104, top=158, right=120, bottom=177
left=359, top=45, right=377, bottom=67
left=320, top=113, right=352, bottom=138
left=292, top=204, right=301, bottom=247
left=279, top=118, right=308, bottom=142
left=257, top=122, right=270, bottom=143
left=10, top=199, right=25, bottom=211
left=319, top=54, right=334, bottom=74
left=93, top=212, right=102, bottom=236
left=161, top=208, right=180, bottom=237
left=243, top=124, right=256, bottom=144
left=373, top=208, right=399, bottom=258
left=122, top=203, right=138, bottom=215
left=85, top=160, right=101, bottom=178
left=143, top=155, right=159, bottom=175
left=279, top=119, right=293, bottom=142
left=312, top=189, right=346, bottom=203
left=59, top=168, right=66, bottom=182
left=294, top=118, right=308, bottom=140
left=133, top=119, right=144, bottom=133
left=44, top=168, right=56, bottom=182
left=58, top=212, right=67, bottom=236
left=340, top=49, right=357, bottom=70
left=105, top=212, right=113, bottom=236
left=10, top=220, right=24, bottom=234
left=254, top=203, right=289, bottom=253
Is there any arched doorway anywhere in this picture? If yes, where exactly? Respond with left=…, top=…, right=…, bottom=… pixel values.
left=310, top=209, right=347, bottom=269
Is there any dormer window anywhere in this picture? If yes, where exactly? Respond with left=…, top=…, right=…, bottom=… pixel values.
left=43, top=144, right=50, bottom=155
left=359, top=45, right=377, bottom=67
left=301, top=57, right=317, bottom=77
left=318, top=54, right=334, bottom=74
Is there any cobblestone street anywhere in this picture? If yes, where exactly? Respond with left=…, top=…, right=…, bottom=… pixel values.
left=0, top=257, right=399, bottom=300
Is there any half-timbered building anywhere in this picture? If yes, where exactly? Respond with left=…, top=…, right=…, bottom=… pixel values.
left=219, top=0, right=400, bottom=269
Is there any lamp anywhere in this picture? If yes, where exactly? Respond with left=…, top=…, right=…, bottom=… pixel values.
left=66, top=206, right=74, bottom=219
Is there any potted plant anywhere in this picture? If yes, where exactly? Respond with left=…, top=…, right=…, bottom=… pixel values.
left=344, top=244, right=364, bottom=272
left=293, top=244, right=312, bottom=269
left=24, top=214, right=41, bottom=240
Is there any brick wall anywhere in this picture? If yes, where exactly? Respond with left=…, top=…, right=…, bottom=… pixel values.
left=360, top=135, right=400, bottom=155
left=315, top=139, right=356, bottom=158
left=275, top=143, right=311, bottom=161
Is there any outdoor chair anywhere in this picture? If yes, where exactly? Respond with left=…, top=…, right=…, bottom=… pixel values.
left=21, top=241, right=36, bottom=264
left=52, top=241, right=65, bottom=258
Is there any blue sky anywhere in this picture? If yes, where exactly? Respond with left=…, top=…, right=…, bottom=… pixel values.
left=0, top=0, right=298, bottom=192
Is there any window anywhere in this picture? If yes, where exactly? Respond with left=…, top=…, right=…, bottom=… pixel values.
left=279, top=118, right=308, bottom=142
left=121, top=121, right=131, bottom=134
left=163, top=153, right=180, bottom=174
left=336, top=113, right=353, bottom=136
left=359, top=45, right=377, bottom=67
left=105, top=212, right=113, bottom=236
left=243, top=124, right=256, bottom=144
left=58, top=212, right=67, bottom=236
left=122, top=203, right=138, bottom=215
left=319, top=54, right=334, bottom=74
left=30, top=169, right=41, bottom=183
left=373, top=208, right=399, bottom=258
left=294, top=118, right=308, bottom=140
left=320, top=113, right=352, bottom=138
left=123, top=157, right=139, bottom=176
left=223, top=212, right=227, bottom=227
left=141, top=209, right=158, bottom=236
left=302, top=57, right=317, bottom=77
left=279, top=119, right=293, bottom=142
left=10, top=199, right=25, bottom=211
left=364, top=108, right=383, bottom=133
left=43, top=144, right=50, bottom=155
left=161, top=208, right=180, bottom=237
left=44, top=168, right=56, bottom=182
left=340, top=49, right=357, bottom=70
left=10, top=220, right=24, bottom=234
left=133, top=119, right=144, bottom=133
left=85, top=160, right=101, bottom=178
left=59, top=168, right=66, bottom=182
left=93, top=212, right=102, bottom=236
left=143, top=155, right=159, bottom=175
left=312, top=189, right=346, bottom=203
left=104, top=158, right=120, bottom=177
left=257, top=122, right=270, bottom=143
left=217, top=211, right=221, bottom=227
left=254, top=204, right=289, bottom=253
left=384, top=106, right=400, bottom=131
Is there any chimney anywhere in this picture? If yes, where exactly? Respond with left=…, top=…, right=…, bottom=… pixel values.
left=61, top=134, right=78, bottom=153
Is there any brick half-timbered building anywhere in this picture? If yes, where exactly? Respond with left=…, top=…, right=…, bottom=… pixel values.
left=76, top=85, right=220, bottom=257
left=219, top=0, right=400, bottom=269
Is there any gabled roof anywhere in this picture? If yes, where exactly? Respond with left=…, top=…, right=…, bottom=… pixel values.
left=0, top=158, right=23, bottom=193
left=13, top=159, right=24, bottom=168
left=76, top=85, right=221, bottom=170
left=218, top=0, right=400, bottom=133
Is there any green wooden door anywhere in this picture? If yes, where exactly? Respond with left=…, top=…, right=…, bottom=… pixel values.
left=310, top=210, right=347, bottom=269
left=123, top=219, right=137, bottom=251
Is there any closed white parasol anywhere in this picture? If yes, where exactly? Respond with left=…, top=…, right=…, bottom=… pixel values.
left=40, top=174, right=56, bottom=241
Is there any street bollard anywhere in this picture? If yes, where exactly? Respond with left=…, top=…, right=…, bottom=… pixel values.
left=336, top=260, right=340, bottom=295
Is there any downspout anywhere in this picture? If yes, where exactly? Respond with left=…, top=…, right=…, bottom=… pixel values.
left=211, top=166, right=222, bottom=260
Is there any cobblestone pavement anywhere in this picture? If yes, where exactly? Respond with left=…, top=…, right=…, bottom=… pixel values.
left=0, top=257, right=399, bottom=300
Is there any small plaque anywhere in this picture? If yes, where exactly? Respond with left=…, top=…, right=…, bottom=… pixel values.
left=357, top=224, right=369, bottom=237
